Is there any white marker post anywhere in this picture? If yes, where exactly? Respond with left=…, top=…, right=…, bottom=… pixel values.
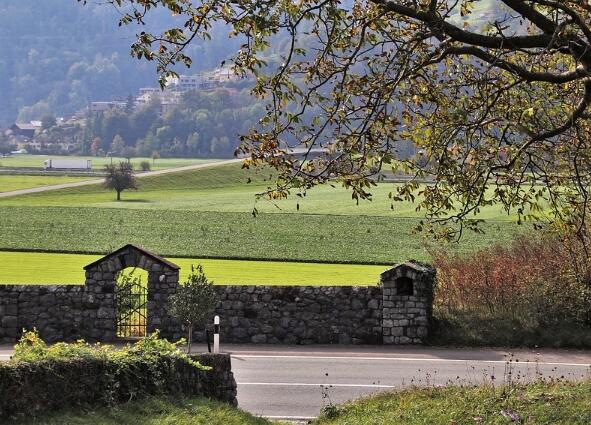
left=213, top=315, right=220, bottom=354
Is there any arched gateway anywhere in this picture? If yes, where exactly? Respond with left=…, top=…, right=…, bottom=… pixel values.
left=84, top=244, right=180, bottom=340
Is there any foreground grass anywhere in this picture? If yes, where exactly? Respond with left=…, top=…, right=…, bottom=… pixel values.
left=0, top=154, right=220, bottom=171
left=0, top=251, right=386, bottom=285
left=0, top=175, right=89, bottom=192
left=8, top=397, right=271, bottom=425
left=315, top=381, right=591, bottom=425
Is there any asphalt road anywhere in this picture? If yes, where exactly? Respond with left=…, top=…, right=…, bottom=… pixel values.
left=0, top=158, right=242, bottom=198
left=3, top=344, right=590, bottom=421
left=226, top=345, right=591, bottom=420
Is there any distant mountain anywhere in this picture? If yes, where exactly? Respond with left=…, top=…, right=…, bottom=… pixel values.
left=0, top=0, right=506, bottom=128
left=0, top=0, right=241, bottom=126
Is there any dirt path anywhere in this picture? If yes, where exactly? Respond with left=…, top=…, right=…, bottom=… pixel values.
left=0, top=158, right=242, bottom=199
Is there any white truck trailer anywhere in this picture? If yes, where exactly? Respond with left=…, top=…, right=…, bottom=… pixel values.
left=43, top=159, right=92, bottom=171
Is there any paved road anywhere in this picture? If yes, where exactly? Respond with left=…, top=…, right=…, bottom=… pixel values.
left=0, top=158, right=242, bottom=198
left=226, top=345, right=591, bottom=420
left=2, top=344, right=590, bottom=421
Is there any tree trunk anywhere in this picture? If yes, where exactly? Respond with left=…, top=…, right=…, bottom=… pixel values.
left=116, top=190, right=121, bottom=201
left=187, top=323, right=193, bottom=354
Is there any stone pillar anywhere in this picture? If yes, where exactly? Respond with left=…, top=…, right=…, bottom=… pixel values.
left=147, top=266, right=179, bottom=338
left=381, top=261, right=435, bottom=344
left=84, top=267, right=117, bottom=341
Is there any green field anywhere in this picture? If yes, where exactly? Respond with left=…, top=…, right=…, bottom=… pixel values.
left=0, top=206, right=517, bottom=264
left=0, top=175, right=90, bottom=192
left=0, top=162, right=530, bottom=284
left=0, top=163, right=522, bottom=219
left=0, top=251, right=385, bottom=285
left=0, top=154, right=220, bottom=171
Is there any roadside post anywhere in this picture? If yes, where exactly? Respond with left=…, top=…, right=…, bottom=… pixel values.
left=214, top=315, right=220, bottom=353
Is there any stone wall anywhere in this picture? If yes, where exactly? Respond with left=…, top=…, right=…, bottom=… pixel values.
left=194, top=353, right=238, bottom=406
left=194, top=285, right=383, bottom=344
left=0, top=285, right=104, bottom=343
left=0, top=255, right=435, bottom=345
left=0, top=244, right=181, bottom=343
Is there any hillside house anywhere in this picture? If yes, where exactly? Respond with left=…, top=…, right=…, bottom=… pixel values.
left=10, top=123, right=39, bottom=139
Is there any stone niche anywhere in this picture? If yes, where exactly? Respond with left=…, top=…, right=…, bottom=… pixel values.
left=380, top=261, right=436, bottom=344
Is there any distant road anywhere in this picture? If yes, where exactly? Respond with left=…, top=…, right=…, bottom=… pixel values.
left=0, top=158, right=242, bottom=199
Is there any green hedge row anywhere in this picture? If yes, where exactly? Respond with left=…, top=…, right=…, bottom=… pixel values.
left=0, top=353, right=237, bottom=421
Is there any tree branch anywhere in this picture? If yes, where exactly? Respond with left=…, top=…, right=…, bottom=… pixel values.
left=500, top=0, right=557, bottom=34
left=440, top=45, right=590, bottom=83
left=372, top=0, right=554, bottom=49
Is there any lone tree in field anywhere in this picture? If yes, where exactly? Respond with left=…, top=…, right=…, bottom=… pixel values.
left=168, top=265, right=218, bottom=354
left=103, top=161, right=137, bottom=201
left=90, top=0, right=591, bottom=239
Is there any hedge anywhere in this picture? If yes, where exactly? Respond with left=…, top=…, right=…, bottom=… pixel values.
left=0, top=352, right=237, bottom=420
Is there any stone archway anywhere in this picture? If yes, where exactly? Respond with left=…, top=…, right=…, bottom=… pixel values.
left=83, top=244, right=180, bottom=340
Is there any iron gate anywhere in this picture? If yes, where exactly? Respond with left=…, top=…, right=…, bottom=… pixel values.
left=116, top=277, right=147, bottom=338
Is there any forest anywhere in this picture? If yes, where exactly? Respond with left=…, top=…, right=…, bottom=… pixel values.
left=83, top=85, right=265, bottom=158
left=0, top=0, right=243, bottom=127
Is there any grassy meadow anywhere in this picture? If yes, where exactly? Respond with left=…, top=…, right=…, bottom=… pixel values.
left=0, top=175, right=90, bottom=192
left=0, top=206, right=515, bottom=265
left=314, top=381, right=591, bottom=425
left=0, top=163, right=521, bottom=219
left=0, top=161, right=530, bottom=285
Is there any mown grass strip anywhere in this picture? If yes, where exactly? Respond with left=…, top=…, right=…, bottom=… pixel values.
left=0, top=175, right=89, bottom=193
left=0, top=251, right=386, bottom=286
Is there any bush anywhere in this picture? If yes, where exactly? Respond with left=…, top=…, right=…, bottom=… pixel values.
left=168, top=264, right=218, bottom=353
left=139, top=160, right=151, bottom=171
left=431, top=231, right=591, bottom=346
left=0, top=331, right=237, bottom=420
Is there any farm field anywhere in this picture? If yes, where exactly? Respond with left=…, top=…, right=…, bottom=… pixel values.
left=0, top=163, right=527, bottom=220
left=0, top=175, right=90, bottom=192
left=0, top=154, right=220, bottom=171
left=0, top=163, right=532, bottom=285
left=0, top=251, right=386, bottom=285
left=0, top=206, right=517, bottom=264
